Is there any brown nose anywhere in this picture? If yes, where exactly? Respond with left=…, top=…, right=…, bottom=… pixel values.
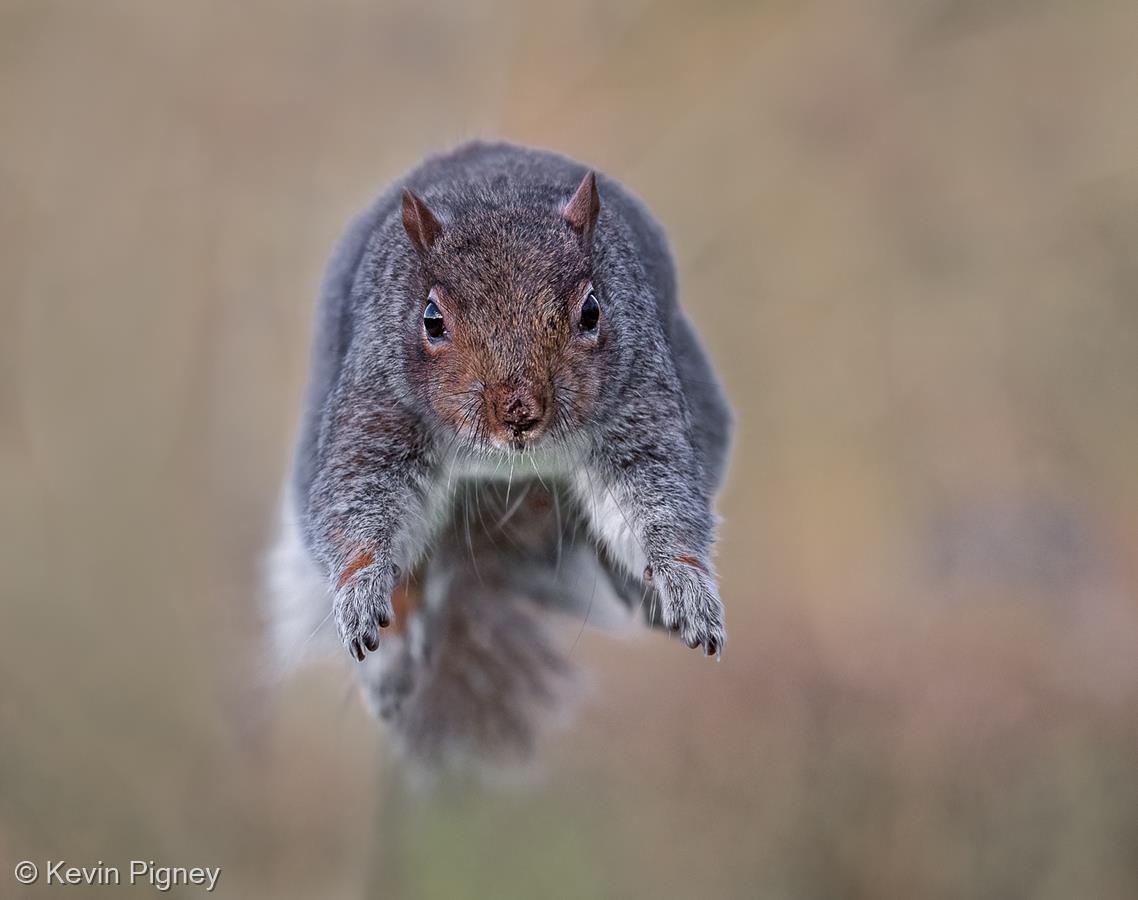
left=492, top=385, right=547, bottom=437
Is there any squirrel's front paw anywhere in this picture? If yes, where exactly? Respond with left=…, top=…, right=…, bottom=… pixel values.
left=334, top=556, right=397, bottom=661
left=647, top=557, right=726, bottom=658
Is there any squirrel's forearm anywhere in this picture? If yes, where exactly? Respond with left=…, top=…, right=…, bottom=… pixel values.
left=302, top=400, right=433, bottom=579
left=578, top=403, right=716, bottom=579
left=608, top=450, right=714, bottom=560
left=306, top=460, right=424, bottom=576
left=579, top=395, right=726, bottom=654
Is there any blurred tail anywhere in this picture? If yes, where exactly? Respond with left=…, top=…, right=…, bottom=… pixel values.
left=364, top=575, right=571, bottom=766
left=266, top=481, right=637, bottom=770
left=362, top=521, right=635, bottom=769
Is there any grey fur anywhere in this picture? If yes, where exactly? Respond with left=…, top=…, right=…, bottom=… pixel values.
left=269, top=141, right=733, bottom=763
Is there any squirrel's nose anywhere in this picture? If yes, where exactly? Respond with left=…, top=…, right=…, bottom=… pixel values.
left=502, top=396, right=544, bottom=434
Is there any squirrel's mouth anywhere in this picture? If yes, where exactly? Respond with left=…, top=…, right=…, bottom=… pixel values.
left=445, top=414, right=552, bottom=456
left=486, top=426, right=546, bottom=454
left=441, top=384, right=557, bottom=454
left=482, top=393, right=552, bottom=452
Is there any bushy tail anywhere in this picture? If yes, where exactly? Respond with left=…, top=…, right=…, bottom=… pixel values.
left=266, top=482, right=636, bottom=770
left=365, top=528, right=638, bottom=768
left=364, top=581, right=571, bottom=766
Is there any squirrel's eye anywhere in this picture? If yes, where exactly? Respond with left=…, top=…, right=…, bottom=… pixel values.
left=579, top=290, right=600, bottom=332
left=423, top=300, right=446, bottom=341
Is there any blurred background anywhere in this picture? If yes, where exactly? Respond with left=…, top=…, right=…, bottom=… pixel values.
left=3, top=1, right=1138, bottom=897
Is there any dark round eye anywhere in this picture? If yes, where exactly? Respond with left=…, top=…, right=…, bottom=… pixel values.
left=579, top=290, right=600, bottom=332
left=423, top=299, right=446, bottom=341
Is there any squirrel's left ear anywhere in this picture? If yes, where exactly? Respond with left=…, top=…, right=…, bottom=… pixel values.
left=562, top=171, right=600, bottom=248
left=401, top=188, right=443, bottom=256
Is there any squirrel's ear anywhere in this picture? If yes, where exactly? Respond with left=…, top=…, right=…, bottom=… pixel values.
left=562, top=171, right=600, bottom=247
left=401, top=188, right=443, bottom=255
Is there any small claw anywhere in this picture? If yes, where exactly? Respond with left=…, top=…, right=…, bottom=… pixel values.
left=349, top=638, right=365, bottom=662
left=363, top=628, right=380, bottom=652
left=686, top=636, right=701, bottom=650
left=705, top=638, right=718, bottom=657
left=377, top=612, right=391, bottom=629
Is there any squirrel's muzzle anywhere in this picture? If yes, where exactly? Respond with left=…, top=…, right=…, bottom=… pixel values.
left=486, top=382, right=550, bottom=447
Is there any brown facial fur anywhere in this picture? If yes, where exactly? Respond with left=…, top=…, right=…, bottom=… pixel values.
left=403, top=196, right=607, bottom=453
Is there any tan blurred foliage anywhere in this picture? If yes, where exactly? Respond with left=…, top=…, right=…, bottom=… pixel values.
left=2, top=1, right=1137, bottom=898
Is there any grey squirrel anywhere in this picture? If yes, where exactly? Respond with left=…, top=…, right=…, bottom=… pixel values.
left=267, top=141, right=733, bottom=765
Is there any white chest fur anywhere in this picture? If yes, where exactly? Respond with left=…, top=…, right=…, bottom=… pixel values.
left=571, top=471, right=646, bottom=577
left=441, top=442, right=583, bottom=482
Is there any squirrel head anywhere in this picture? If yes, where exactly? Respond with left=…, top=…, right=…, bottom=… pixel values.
left=400, top=171, right=608, bottom=453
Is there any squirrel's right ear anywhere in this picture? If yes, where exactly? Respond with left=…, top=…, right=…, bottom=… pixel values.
left=401, top=188, right=443, bottom=255
left=562, top=171, right=600, bottom=249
